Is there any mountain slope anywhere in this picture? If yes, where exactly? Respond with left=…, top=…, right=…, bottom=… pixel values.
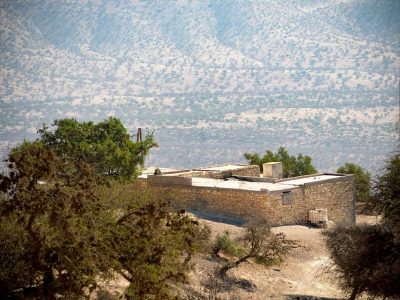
left=0, top=0, right=399, bottom=172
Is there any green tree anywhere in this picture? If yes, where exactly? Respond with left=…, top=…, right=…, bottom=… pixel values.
left=325, top=151, right=400, bottom=300
left=336, top=162, right=371, bottom=210
left=0, top=141, right=113, bottom=298
left=374, top=152, right=400, bottom=240
left=218, top=219, right=289, bottom=278
left=0, top=141, right=209, bottom=299
left=104, top=183, right=210, bottom=299
left=38, top=117, right=157, bottom=178
left=324, top=224, right=399, bottom=300
left=244, top=146, right=317, bottom=177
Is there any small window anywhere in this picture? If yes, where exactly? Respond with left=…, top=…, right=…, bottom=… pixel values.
left=282, top=191, right=293, bottom=205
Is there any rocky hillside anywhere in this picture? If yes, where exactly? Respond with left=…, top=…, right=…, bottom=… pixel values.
left=1, top=0, right=399, bottom=172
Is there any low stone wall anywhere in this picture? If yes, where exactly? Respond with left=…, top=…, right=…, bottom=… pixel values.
left=231, top=165, right=260, bottom=177
left=162, top=165, right=261, bottom=180
left=144, top=175, right=355, bottom=226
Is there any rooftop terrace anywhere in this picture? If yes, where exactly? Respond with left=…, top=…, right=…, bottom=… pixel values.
left=141, top=164, right=351, bottom=193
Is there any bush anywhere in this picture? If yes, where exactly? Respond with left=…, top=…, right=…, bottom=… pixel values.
left=325, top=151, right=400, bottom=300
left=254, top=234, right=289, bottom=266
left=218, top=219, right=289, bottom=278
left=374, top=152, right=400, bottom=240
left=212, top=231, right=245, bottom=257
left=324, top=224, right=399, bottom=300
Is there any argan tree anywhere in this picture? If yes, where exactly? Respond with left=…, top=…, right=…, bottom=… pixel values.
left=38, top=117, right=157, bottom=178
left=244, top=146, right=317, bottom=177
left=104, top=183, right=210, bottom=299
left=0, top=139, right=209, bottom=299
left=374, top=152, right=400, bottom=240
left=325, top=151, right=400, bottom=300
left=0, top=141, right=113, bottom=298
left=337, top=162, right=371, bottom=211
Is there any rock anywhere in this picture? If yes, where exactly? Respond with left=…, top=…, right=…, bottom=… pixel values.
left=272, top=268, right=281, bottom=272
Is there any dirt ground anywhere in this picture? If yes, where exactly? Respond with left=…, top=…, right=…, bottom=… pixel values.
left=183, top=222, right=339, bottom=299
left=182, top=215, right=381, bottom=300
left=97, top=215, right=380, bottom=300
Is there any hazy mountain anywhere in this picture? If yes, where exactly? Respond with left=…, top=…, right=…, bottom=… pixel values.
left=1, top=0, right=399, bottom=173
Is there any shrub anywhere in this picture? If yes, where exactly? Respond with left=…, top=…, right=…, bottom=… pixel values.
left=219, top=219, right=289, bottom=278
left=324, top=224, right=400, bottom=300
left=212, top=231, right=245, bottom=257
left=325, top=150, right=400, bottom=300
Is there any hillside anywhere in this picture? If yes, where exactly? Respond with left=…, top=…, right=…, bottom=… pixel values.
left=98, top=215, right=381, bottom=299
left=0, top=0, right=399, bottom=172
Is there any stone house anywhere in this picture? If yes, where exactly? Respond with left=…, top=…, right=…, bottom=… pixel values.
left=139, top=163, right=355, bottom=226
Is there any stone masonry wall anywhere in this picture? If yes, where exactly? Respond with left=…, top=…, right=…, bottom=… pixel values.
left=301, top=177, right=355, bottom=224
left=142, top=175, right=355, bottom=226
left=230, top=165, right=260, bottom=177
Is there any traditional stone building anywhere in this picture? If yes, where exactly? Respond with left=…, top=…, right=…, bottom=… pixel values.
left=139, top=164, right=355, bottom=226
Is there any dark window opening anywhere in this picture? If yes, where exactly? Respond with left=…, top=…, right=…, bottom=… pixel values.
left=282, top=191, right=293, bottom=205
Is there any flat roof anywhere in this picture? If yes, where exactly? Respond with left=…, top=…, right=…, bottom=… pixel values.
left=279, top=175, right=343, bottom=185
left=192, top=177, right=296, bottom=192
left=139, top=167, right=182, bottom=178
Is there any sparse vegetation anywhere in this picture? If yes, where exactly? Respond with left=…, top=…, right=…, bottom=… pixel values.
left=218, top=219, right=289, bottom=278
left=212, top=231, right=245, bottom=258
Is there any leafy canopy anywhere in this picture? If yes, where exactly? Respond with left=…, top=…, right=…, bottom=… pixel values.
left=0, top=141, right=113, bottom=298
left=325, top=150, right=400, bottom=300
left=0, top=139, right=209, bottom=299
left=374, top=152, right=400, bottom=240
left=324, top=224, right=399, bottom=300
left=244, top=146, right=317, bottom=178
left=337, top=162, right=371, bottom=206
left=38, top=117, right=157, bottom=178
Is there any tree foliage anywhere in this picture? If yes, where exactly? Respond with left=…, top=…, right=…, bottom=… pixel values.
left=0, top=141, right=112, bottom=298
left=325, top=151, right=400, bottom=300
left=106, top=183, right=210, bottom=299
left=37, top=117, right=157, bottom=178
left=244, top=146, right=317, bottom=177
left=374, top=152, right=400, bottom=240
left=324, top=224, right=399, bottom=300
left=0, top=140, right=209, bottom=299
left=212, top=231, right=245, bottom=258
left=336, top=162, right=371, bottom=208
left=219, top=219, right=289, bottom=278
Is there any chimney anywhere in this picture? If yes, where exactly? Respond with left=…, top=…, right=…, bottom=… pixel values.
left=263, top=162, right=283, bottom=179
